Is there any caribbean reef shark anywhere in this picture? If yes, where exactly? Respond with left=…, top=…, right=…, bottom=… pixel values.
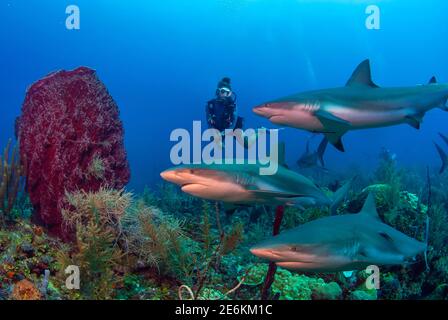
left=297, top=136, right=328, bottom=170
left=434, top=132, right=448, bottom=174
left=160, top=161, right=349, bottom=214
left=253, top=59, right=448, bottom=151
left=250, top=193, right=427, bottom=272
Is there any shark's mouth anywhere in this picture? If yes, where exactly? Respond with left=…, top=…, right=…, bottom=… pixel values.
left=181, top=183, right=206, bottom=188
left=268, top=115, right=285, bottom=123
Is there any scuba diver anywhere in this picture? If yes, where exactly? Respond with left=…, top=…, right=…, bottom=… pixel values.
left=206, top=77, right=276, bottom=149
left=206, top=77, right=254, bottom=148
left=206, top=77, right=243, bottom=133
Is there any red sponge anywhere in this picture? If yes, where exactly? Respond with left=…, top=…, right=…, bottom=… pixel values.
left=17, top=67, right=130, bottom=240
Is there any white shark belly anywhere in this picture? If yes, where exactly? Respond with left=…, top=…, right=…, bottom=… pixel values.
left=181, top=181, right=252, bottom=203
left=271, top=108, right=325, bottom=131
left=276, top=256, right=355, bottom=272
left=328, top=105, right=408, bottom=129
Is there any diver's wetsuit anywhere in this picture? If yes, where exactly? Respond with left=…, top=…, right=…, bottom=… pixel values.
left=206, top=95, right=243, bottom=132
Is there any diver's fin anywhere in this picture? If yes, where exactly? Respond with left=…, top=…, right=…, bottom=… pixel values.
left=439, top=132, right=448, bottom=146
left=428, top=76, right=437, bottom=84
left=434, top=142, right=447, bottom=174
left=316, top=137, right=329, bottom=167
left=345, top=59, right=379, bottom=88
left=405, top=112, right=425, bottom=130
left=330, top=177, right=353, bottom=215
left=360, top=193, right=380, bottom=220
left=323, top=132, right=345, bottom=152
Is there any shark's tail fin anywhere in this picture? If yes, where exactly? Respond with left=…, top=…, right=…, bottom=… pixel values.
left=317, top=137, right=329, bottom=167
left=434, top=141, right=447, bottom=174
left=330, top=177, right=355, bottom=215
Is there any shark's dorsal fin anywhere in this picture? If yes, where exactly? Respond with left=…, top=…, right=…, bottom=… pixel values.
left=360, top=193, right=380, bottom=219
left=346, top=59, right=379, bottom=88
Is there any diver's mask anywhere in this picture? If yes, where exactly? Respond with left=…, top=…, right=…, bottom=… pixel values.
left=218, top=87, right=232, bottom=98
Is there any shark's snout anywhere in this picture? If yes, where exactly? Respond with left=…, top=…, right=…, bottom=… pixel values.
left=160, top=169, right=195, bottom=186
left=252, top=101, right=284, bottom=117
left=250, top=246, right=282, bottom=261
left=250, top=241, right=292, bottom=262
left=252, top=104, right=270, bottom=117
left=249, top=246, right=265, bottom=257
left=160, top=170, right=176, bottom=183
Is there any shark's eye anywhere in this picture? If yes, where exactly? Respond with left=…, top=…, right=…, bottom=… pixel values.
left=290, top=246, right=298, bottom=252
left=189, top=169, right=195, bottom=174
left=379, top=232, right=393, bottom=242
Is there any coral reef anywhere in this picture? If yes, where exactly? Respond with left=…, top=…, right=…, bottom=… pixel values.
left=0, top=146, right=447, bottom=300
left=242, top=264, right=343, bottom=300
left=16, top=67, right=130, bottom=240
left=11, top=279, right=42, bottom=300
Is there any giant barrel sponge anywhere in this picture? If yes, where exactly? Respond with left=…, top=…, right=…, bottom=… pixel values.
left=17, top=67, right=130, bottom=240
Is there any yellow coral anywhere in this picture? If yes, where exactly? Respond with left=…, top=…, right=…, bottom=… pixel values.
left=62, top=187, right=132, bottom=233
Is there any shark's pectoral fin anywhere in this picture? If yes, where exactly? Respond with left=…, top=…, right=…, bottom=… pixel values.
left=323, top=132, right=345, bottom=152
left=405, top=116, right=421, bottom=129
left=315, top=110, right=351, bottom=129
left=405, top=112, right=425, bottom=130
left=314, top=110, right=350, bottom=152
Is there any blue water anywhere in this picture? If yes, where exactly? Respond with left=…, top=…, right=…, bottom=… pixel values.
left=1, top=0, right=448, bottom=191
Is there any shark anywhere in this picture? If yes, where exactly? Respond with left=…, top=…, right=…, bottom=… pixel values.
left=160, top=161, right=349, bottom=214
left=434, top=132, right=448, bottom=174
left=250, top=193, right=427, bottom=272
left=297, top=136, right=328, bottom=170
left=253, top=59, right=448, bottom=151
